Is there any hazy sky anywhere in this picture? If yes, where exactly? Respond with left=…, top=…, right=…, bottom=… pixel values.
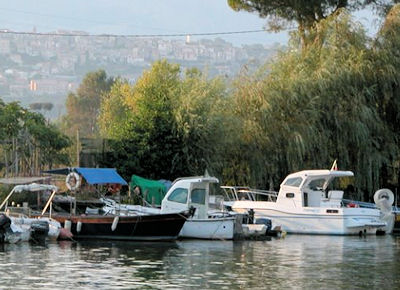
left=0, top=0, right=379, bottom=46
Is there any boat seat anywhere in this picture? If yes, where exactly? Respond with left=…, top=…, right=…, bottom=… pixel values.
left=328, top=190, right=344, bottom=200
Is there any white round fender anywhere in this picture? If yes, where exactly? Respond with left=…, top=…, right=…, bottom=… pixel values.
left=374, top=188, right=394, bottom=212
left=66, top=172, right=81, bottom=191
left=111, top=216, right=119, bottom=231
left=64, top=220, right=72, bottom=231
left=77, top=221, right=82, bottom=233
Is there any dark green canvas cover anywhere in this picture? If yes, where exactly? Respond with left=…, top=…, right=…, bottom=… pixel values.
left=130, top=175, right=167, bottom=206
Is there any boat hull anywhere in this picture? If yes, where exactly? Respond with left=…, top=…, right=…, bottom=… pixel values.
left=179, top=217, right=235, bottom=240
left=230, top=202, right=386, bottom=235
left=51, top=212, right=188, bottom=241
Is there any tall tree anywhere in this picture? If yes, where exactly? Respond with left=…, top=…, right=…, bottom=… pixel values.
left=228, top=0, right=395, bottom=47
left=62, top=70, right=114, bottom=138
left=0, top=99, right=70, bottom=176
left=99, top=61, right=229, bottom=180
left=227, top=8, right=400, bottom=196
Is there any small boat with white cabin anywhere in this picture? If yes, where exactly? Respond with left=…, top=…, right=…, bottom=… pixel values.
left=103, top=175, right=237, bottom=240
left=160, top=176, right=236, bottom=240
left=223, top=169, right=395, bottom=235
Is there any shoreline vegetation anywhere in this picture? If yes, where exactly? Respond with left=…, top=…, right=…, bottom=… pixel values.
left=1, top=5, right=400, bottom=202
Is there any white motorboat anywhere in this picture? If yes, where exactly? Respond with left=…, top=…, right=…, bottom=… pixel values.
left=0, top=183, right=62, bottom=242
left=160, top=176, right=236, bottom=240
left=0, top=214, right=31, bottom=243
left=223, top=169, right=395, bottom=235
left=103, top=176, right=237, bottom=240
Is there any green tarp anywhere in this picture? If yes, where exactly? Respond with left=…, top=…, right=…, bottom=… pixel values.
left=130, top=175, right=167, bottom=206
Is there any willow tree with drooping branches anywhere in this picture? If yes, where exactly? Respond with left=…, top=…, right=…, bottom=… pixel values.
left=226, top=6, right=400, bottom=197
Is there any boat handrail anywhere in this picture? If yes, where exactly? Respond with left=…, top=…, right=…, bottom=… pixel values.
left=238, top=188, right=278, bottom=201
left=342, top=199, right=399, bottom=211
left=221, top=186, right=277, bottom=202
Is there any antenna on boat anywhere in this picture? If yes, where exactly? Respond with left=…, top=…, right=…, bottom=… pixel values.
left=330, top=160, right=338, bottom=171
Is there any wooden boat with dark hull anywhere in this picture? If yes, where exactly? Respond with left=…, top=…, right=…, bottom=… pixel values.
left=49, top=212, right=190, bottom=241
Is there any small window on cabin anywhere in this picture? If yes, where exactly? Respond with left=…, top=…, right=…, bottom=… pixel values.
left=286, top=193, right=295, bottom=198
left=308, top=179, right=325, bottom=191
left=284, top=177, right=303, bottom=187
left=167, top=188, right=188, bottom=204
left=191, top=188, right=206, bottom=204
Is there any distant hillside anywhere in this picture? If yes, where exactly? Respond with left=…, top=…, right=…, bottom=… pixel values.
left=0, top=31, right=283, bottom=119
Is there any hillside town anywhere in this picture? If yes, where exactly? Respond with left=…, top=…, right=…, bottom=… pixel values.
left=0, top=29, right=281, bottom=117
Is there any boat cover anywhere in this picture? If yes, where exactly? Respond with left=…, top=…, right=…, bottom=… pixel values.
left=76, top=168, right=127, bottom=185
left=42, top=167, right=127, bottom=185
left=130, top=175, right=168, bottom=206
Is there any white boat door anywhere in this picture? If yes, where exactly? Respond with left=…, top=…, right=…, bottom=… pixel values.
left=188, top=182, right=208, bottom=219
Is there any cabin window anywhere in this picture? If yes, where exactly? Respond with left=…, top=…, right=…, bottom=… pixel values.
left=307, top=179, right=325, bottom=191
left=284, top=177, right=303, bottom=187
left=286, top=193, right=295, bottom=198
left=191, top=188, right=206, bottom=204
left=167, top=188, right=188, bottom=204
left=326, top=209, right=339, bottom=214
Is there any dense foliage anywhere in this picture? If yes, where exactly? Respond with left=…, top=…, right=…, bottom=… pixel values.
left=2, top=5, right=397, bottom=200
left=228, top=0, right=396, bottom=47
left=93, top=6, right=400, bottom=198
left=98, top=61, right=228, bottom=179
left=0, top=99, right=71, bottom=176
left=62, top=70, right=114, bottom=138
left=224, top=6, right=400, bottom=196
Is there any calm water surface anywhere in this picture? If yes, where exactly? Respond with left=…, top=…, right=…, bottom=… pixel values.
left=1, top=235, right=400, bottom=289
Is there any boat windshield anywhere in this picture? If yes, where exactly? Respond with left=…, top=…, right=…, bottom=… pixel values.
left=283, top=177, right=303, bottom=187
left=307, top=179, right=326, bottom=191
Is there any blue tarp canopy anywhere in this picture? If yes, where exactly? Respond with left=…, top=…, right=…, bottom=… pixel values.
left=42, top=167, right=127, bottom=185
left=76, top=168, right=127, bottom=185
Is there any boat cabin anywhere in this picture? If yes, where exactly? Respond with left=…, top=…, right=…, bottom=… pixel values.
left=277, top=170, right=354, bottom=209
left=160, top=176, right=219, bottom=218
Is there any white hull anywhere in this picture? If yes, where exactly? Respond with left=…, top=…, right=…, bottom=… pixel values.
left=244, top=206, right=385, bottom=235
left=179, top=217, right=235, bottom=240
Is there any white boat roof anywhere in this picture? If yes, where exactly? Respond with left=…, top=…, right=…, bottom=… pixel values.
left=284, top=170, right=354, bottom=180
left=13, top=183, right=58, bottom=193
left=172, top=176, right=219, bottom=185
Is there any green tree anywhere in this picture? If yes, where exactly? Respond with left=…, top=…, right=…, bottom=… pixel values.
left=228, top=0, right=395, bottom=47
left=0, top=99, right=71, bottom=176
left=99, top=79, right=135, bottom=140
left=227, top=8, right=399, bottom=196
left=99, top=61, right=229, bottom=180
left=173, top=68, right=229, bottom=176
left=62, top=70, right=114, bottom=138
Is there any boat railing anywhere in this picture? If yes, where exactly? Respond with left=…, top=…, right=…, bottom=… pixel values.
left=342, top=198, right=399, bottom=212
left=221, top=186, right=278, bottom=202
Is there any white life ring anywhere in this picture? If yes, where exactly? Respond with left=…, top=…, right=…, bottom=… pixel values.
left=66, top=172, right=81, bottom=191
left=374, top=188, right=394, bottom=205
left=374, top=188, right=394, bottom=213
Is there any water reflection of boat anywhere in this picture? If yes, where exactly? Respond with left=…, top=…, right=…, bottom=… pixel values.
left=224, top=169, right=395, bottom=235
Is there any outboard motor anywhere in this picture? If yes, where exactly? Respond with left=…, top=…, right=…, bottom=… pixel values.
left=30, top=220, right=49, bottom=243
left=255, top=218, right=272, bottom=232
left=248, top=209, right=255, bottom=224
left=374, top=189, right=395, bottom=234
left=0, top=214, right=12, bottom=243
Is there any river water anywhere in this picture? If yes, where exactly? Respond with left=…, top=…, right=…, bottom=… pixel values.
left=1, top=235, right=399, bottom=289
